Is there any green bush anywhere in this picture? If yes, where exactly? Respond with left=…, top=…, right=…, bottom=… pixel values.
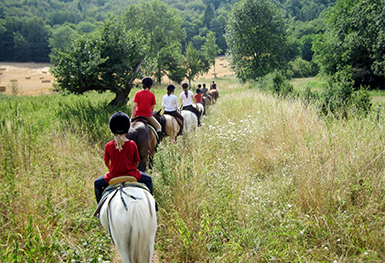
left=256, top=70, right=294, bottom=98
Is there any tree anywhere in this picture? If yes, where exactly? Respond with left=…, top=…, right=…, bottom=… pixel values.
left=51, top=15, right=147, bottom=106
left=201, top=31, right=222, bottom=77
left=184, top=42, right=202, bottom=87
left=49, top=24, right=78, bottom=51
left=312, top=0, right=385, bottom=88
left=225, top=0, right=289, bottom=82
left=123, top=0, right=186, bottom=83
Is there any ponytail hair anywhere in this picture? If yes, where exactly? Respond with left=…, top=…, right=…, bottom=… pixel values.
left=114, top=134, right=126, bottom=151
left=182, top=82, right=188, bottom=98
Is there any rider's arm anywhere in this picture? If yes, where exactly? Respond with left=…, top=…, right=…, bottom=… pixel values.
left=131, top=102, right=138, bottom=118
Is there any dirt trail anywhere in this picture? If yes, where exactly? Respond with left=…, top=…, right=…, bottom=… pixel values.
left=0, top=56, right=233, bottom=96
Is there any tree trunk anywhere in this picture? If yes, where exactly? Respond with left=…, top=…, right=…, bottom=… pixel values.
left=156, top=65, right=162, bottom=84
left=109, top=87, right=132, bottom=107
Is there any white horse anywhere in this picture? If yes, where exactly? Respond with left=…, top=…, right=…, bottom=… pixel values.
left=181, top=110, right=198, bottom=134
left=99, top=183, right=157, bottom=263
left=192, top=103, right=205, bottom=116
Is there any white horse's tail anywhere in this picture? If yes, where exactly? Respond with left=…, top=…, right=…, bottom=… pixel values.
left=100, top=187, right=157, bottom=263
left=126, top=196, right=156, bottom=263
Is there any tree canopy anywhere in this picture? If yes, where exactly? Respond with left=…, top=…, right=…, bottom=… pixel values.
left=50, top=15, right=146, bottom=106
left=313, top=0, right=385, bottom=88
left=122, top=0, right=185, bottom=83
left=225, top=0, right=289, bottom=82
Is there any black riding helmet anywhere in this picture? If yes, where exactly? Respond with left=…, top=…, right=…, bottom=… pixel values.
left=109, top=112, right=130, bottom=134
left=167, top=84, right=175, bottom=92
left=142, top=76, right=153, bottom=89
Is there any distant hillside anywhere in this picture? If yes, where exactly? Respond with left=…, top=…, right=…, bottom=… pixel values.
left=0, top=0, right=336, bottom=62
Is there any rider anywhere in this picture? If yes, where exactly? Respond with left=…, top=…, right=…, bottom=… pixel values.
left=179, top=82, right=201, bottom=126
left=132, top=76, right=162, bottom=143
left=210, top=81, right=217, bottom=90
left=194, top=87, right=206, bottom=114
left=94, top=112, right=154, bottom=203
left=202, top=83, right=211, bottom=103
left=162, top=84, right=184, bottom=134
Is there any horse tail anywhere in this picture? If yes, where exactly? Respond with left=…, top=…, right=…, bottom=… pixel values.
left=104, top=189, right=157, bottom=263
left=128, top=193, right=156, bottom=262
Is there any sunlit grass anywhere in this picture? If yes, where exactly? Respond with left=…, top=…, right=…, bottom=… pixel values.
left=153, top=79, right=385, bottom=262
left=1, top=77, right=385, bottom=262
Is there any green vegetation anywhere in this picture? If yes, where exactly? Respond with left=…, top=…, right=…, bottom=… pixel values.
left=225, top=0, right=290, bottom=82
left=1, top=0, right=335, bottom=79
left=313, top=0, right=385, bottom=88
left=50, top=15, right=147, bottom=106
left=1, top=76, right=385, bottom=261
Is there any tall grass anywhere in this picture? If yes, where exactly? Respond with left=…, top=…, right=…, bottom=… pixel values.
left=1, top=78, right=384, bottom=262
left=0, top=91, right=124, bottom=262
left=153, top=78, right=385, bottom=262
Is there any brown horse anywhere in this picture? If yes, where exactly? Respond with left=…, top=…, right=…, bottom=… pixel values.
left=202, top=96, right=211, bottom=113
left=152, top=109, right=181, bottom=142
left=207, top=89, right=219, bottom=103
left=126, top=117, right=157, bottom=172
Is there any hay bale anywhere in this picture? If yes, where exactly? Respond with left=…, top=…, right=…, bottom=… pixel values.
left=0, top=86, right=6, bottom=92
left=25, top=76, right=31, bottom=79
left=42, top=71, right=47, bottom=74
left=41, top=80, right=51, bottom=83
left=39, top=76, right=44, bottom=79
left=10, top=79, right=17, bottom=83
left=0, top=67, right=6, bottom=70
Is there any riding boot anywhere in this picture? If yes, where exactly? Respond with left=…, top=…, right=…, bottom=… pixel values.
left=178, top=120, right=184, bottom=135
left=157, top=131, right=163, bottom=143
left=95, top=188, right=103, bottom=204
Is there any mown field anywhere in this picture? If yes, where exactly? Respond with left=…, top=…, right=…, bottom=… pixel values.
left=1, top=76, right=385, bottom=262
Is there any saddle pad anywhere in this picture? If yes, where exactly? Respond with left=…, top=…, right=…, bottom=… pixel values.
left=93, top=182, right=151, bottom=218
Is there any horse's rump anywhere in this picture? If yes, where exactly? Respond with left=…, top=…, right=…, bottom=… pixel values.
left=126, top=120, right=151, bottom=172
left=181, top=110, right=198, bottom=134
left=207, top=90, right=219, bottom=101
left=100, top=185, right=157, bottom=263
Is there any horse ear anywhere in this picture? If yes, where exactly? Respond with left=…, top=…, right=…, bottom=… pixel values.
left=157, top=109, right=162, bottom=114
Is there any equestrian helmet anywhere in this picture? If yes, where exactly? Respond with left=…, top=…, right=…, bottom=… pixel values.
left=142, top=76, right=153, bottom=88
left=109, top=112, right=130, bottom=134
left=167, top=84, right=175, bottom=92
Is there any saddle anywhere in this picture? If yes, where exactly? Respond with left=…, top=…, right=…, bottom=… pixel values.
left=93, top=176, right=150, bottom=218
left=129, top=116, right=159, bottom=143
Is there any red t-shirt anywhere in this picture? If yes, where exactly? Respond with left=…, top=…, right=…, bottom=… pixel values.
left=195, top=94, right=202, bottom=103
left=133, top=90, right=156, bottom=117
left=103, top=140, right=142, bottom=182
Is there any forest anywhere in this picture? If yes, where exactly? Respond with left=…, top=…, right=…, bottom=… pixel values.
left=2, top=0, right=384, bottom=94
left=1, top=0, right=333, bottom=64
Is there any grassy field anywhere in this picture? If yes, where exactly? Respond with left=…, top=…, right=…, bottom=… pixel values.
left=1, top=76, right=385, bottom=262
left=290, top=77, right=385, bottom=107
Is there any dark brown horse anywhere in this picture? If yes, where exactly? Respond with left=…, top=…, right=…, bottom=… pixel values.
left=126, top=117, right=157, bottom=172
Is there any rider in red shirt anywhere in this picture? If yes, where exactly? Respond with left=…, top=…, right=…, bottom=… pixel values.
left=194, top=88, right=203, bottom=104
left=132, top=76, right=162, bottom=142
left=94, top=112, right=153, bottom=203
